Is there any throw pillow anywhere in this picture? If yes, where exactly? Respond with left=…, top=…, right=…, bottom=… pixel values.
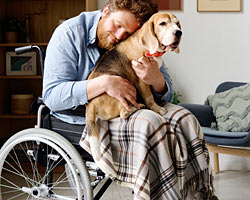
left=206, top=83, right=250, bottom=132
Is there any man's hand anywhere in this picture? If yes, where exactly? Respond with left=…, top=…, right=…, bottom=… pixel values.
left=103, top=75, right=139, bottom=111
left=131, top=56, right=166, bottom=94
left=87, top=75, right=138, bottom=111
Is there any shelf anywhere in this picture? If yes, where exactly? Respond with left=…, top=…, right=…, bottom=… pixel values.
left=0, top=0, right=97, bottom=139
left=0, top=114, right=37, bottom=119
left=0, top=75, right=42, bottom=79
left=0, top=43, right=48, bottom=47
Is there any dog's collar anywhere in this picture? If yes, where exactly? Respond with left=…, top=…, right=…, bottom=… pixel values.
left=145, top=51, right=166, bottom=57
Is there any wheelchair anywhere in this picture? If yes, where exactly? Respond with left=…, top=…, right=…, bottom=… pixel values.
left=0, top=45, right=114, bottom=200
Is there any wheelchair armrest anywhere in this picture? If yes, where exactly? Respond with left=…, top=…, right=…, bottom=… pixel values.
left=179, top=103, right=216, bottom=127
left=37, top=96, right=44, bottom=105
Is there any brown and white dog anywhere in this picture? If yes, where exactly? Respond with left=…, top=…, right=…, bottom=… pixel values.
left=86, top=13, right=182, bottom=160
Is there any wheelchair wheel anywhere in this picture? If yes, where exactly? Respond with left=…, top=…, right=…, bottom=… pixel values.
left=0, top=128, right=93, bottom=200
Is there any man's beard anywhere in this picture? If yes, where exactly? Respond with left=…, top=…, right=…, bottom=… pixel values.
left=97, top=19, right=116, bottom=50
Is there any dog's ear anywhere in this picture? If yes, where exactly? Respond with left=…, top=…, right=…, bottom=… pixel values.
left=139, top=18, right=159, bottom=54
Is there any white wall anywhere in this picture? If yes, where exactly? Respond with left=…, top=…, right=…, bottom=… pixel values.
left=164, top=0, right=250, bottom=104
left=98, top=0, right=250, bottom=170
left=162, top=0, right=250, bottom=171
left=99, top=0, right=250, bottom=104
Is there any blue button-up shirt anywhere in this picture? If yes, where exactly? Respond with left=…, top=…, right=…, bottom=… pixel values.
left=42, top=10, right=174, bottom=125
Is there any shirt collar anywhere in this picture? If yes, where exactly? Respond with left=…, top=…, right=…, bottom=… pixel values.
left=88, top=10, right=102, bottom=46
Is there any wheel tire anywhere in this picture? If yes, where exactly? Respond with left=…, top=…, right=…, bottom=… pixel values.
left=0, top=128, right=93, bottom=200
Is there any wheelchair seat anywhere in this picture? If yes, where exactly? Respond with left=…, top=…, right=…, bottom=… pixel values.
left=43, top=114, right=94, bottom=162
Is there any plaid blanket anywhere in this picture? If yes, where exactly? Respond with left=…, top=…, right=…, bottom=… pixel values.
left=80, top=103, right=217, bottom=200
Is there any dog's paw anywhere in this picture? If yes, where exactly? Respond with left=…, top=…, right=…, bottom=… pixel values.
left=120, top=108, right=133, bottom=119
left=120, top=104, right=145, bottom=119
left=138, top=103, right=145, bottom=109
left=155, top=106, right=167, bottom=116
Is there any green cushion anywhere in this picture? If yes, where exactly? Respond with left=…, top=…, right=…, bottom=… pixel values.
left=206, top=83, right=250, bottom=132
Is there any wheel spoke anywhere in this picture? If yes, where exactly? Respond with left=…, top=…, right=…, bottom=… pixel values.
left=7, top=149, right=33, bottom=187
left=0, top=174, right=22, bottom=190
left=40, top=155, right=64, bottom=185
left=52, top=170, right=68, bottom=187
left=1, top=166, right=40, bottom=186
left=0, top=129, right=91, bottom=199
left=5, top=192, right=28, bottom=200
left=21, top=141, right=42, bottom=184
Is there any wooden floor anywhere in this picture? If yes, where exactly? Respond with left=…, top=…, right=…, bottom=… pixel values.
left=2, top=169, right=250, bottom=199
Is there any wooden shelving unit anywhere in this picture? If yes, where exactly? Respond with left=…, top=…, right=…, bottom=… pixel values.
left=0, top=0, right=97, bottom=139
left=0, top=75, right=43, bottom=79
left=0, top=43, right=48, bottom=47
left=0, top=114, right=37, bottom=119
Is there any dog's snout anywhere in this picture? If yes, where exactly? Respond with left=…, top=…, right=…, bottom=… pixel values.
left=175, top=30, right=182, bottom=38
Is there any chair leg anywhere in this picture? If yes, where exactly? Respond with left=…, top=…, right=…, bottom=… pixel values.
left=214, top=152, right=219, bottom=174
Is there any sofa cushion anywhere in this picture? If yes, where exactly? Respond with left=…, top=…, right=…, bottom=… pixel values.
left=202, top=127, right=249, bottom=138
left=206, top=83, right=250, bottom=132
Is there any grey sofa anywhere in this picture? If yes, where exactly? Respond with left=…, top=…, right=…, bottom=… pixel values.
left=180, top=81, right=250, bottom=173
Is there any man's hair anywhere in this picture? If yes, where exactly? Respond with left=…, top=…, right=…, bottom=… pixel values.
left=108, top=0, right=158, bottom=26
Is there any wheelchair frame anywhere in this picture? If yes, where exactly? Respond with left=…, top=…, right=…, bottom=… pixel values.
left=0, top=46, right=114, bottom=200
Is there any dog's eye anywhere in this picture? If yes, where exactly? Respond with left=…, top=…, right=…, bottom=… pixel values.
left=159, top=22, right=166, bottom=26
left=176, top=22, right=180, bottom=27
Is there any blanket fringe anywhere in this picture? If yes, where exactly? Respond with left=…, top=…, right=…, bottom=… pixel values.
left=181, top=168, right=219, bottom=200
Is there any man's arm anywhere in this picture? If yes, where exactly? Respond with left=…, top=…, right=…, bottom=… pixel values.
left=131, top=57, right=174, bottom=103
left=157, top=62, right=174, bottom=103
left=42, top=24, right=92, bottom=111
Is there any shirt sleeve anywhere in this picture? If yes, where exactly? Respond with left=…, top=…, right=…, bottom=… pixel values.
left=152, top=61, right=174, bottom=104
left=42, top=24, right=89, bottom=112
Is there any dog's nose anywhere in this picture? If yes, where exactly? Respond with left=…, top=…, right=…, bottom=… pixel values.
left=175, top=30, right=182, bottom=38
